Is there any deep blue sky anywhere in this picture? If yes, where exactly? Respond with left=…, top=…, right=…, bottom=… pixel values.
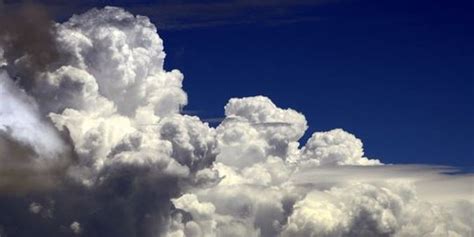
left=34, top=0, right=474, bottom=166
left=159, top=0, right=473, bottom=166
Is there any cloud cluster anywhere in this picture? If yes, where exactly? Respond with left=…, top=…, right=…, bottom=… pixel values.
left=0, top=6, right=472, bottom=237
left=283, top=183, right=472, bottom=237
left=0, top=7, right=215, bottom=236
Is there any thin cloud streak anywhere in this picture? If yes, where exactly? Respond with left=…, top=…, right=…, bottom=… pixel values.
left=1, top=0, right=333, bottom=29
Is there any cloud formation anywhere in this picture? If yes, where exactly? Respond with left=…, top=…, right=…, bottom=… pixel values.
left=0, top=6, right=472, bottom=237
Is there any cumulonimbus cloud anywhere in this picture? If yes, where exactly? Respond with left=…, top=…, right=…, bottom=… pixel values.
left=0, top=6, right=472, bottom=237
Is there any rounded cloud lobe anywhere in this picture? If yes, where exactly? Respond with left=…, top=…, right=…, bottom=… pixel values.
left=0, top=6, right=472, bottom=237
left=299, top=128, right=381, bottom=166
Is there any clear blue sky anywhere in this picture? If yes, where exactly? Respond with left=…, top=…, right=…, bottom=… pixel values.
left=48, top=0, right=473, bottom=166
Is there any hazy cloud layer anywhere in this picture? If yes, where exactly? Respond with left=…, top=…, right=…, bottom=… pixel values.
left=0, top=6, right=472, bottom=237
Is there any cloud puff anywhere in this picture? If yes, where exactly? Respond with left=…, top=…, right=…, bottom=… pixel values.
left=299, top=128, right=381, bottom=166
left=282, top=182, right=472, bottom=237
left=0, top=6, right=471, bottom=237
left=216, top=96, right=307, bottom=168
left=30, top=6, right=198, bottom=185
left=70, top=221, right=82, bottom=235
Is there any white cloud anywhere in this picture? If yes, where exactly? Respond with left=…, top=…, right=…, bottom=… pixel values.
left=299, top=128, right=381, bottom=166
left=282, top=182, right=472, bottom=237
left=0, top=72, right=67, bottom=158
left=70, top=221, right=82, bottom=235
left=216, top=96, right=307, bottom=169
left=29, top=202, right=42, bottom=214
left=0, top=6, right=216, bottom=236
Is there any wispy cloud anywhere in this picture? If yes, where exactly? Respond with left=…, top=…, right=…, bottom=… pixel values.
left=131, top=0, right=331, bottom=30
left=1, top=0, right=335, bottom=29
left=292, top=165, right=474, bottom=203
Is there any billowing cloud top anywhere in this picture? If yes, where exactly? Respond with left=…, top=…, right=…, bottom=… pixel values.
left=0, top=6, right=472, bottom=237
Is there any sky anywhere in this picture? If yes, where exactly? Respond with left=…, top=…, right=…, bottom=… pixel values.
left=108, top=0, right=473, bottom=167
left=0, top=1, right=473, bottom=236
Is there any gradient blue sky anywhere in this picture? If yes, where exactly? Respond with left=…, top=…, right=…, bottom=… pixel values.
left=33, top=0, right=474, bottom=166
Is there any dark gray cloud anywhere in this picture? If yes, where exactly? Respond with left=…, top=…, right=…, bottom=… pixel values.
left=0, top=2, right=61, bottom=89
left=0, top=167, right=183, bottom=237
